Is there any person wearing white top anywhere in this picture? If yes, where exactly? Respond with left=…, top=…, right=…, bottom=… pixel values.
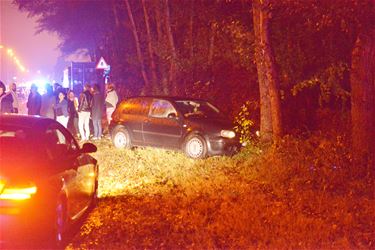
left=105, top=83, right=119, bottom=125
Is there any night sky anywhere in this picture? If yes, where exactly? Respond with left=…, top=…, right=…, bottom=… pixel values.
left=0, top=0, right=60, bottom=83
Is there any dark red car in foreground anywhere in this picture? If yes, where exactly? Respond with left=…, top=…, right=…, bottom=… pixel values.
left=0, top=114, right=98, bottom=247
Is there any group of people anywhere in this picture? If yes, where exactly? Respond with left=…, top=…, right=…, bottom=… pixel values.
left=0, top=80, right=119, bottom=142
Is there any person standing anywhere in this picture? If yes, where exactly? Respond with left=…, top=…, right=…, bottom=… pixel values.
left=8, top=83, right=19, bottom=113
left=105, top=83, right=119, bottom=125
left=40, top=84, right=55, bottom=119
left=0, top=81, right=13, bottom=114
left=54, top=91, right=69, bottom=128
left=78, top=83, right=93, bottom=141
left=67, top=90, right=79, bottom=138
left=91, top=84, right=104, bottom=140
left=26, top=84, right=41, bottom=115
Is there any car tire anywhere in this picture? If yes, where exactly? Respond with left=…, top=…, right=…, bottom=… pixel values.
left=184, top=134, right=207, bottom=159
left=112, top=127, right=131, bottom=149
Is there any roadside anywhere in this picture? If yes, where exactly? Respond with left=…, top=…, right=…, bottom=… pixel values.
left=67, top=137, right=374, bottom=249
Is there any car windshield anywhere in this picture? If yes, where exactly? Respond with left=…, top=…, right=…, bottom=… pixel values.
left=174, top=100, right=224, bottom=118
left=0, top=125, right=42, bottom=162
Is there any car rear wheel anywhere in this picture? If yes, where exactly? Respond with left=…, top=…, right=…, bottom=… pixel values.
left=184, top=134, right=207, bottom=159
left=112, top=127, right=131, bottom=149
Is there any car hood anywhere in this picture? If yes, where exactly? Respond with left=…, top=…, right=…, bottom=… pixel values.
left=185, top=116, right=235, bottom=132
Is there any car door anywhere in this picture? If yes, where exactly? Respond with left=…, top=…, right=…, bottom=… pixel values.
left=142, top=99, right=182, bottom=148
left=120, top=98, right=150, bottom=144
left=44, top=125, right=88, bottom=218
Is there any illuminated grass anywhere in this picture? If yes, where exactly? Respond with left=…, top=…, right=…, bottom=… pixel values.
left=67, top=137, right=374, bottom=249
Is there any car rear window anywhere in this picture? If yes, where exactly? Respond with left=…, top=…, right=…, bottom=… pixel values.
left=0, top=126, right=41, bottom=159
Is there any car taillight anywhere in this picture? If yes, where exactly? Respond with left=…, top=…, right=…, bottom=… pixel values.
left=0, top=183, right=37, bottom=201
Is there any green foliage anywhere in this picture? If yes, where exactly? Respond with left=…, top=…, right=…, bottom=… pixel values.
left=234, top=100, right=258, bottom=144
left=291, top=62, right=350, bottom=106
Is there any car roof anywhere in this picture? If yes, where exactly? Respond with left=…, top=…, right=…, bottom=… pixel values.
left=127, top=96, right=208, bottom=102
left=0, top=114, right=54, bottom=131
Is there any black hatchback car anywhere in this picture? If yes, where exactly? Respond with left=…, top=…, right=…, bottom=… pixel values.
left=109, top=96, right=241, bottom=158
left=0, top=115, right=98, bottom=247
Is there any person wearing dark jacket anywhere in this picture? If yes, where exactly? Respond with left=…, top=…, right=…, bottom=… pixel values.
left=27, top=84, right=42, bottom=115
left=0, top=81, right=13, bottom=114
left=67, top=90, right=79, bottom=138
left=54, top=91, right=69, bottom=128
left=91, top=84, right=104, bottom=140
left=78, top=83, right=93, bottom=141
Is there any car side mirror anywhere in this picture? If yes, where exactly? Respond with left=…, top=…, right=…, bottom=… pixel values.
left=167, top=112, right=178, bottom=119
left=81, top=142, right=97, bottom=153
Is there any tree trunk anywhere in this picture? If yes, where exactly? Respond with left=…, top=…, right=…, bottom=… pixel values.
left=207, top=20, right=216, bottom=81
left=154, top=0, right=169, bottom=95
left=164, top=0, right=178, bottom=95
left=350, top=26, right=375, bottom=167
left=252, top=0, right=272, bottom=143
left=189, top=0, right=195, bottom=83
left=142, top=0, right=159, bottom=94
left=189, top=0, right=194, bottom=61
left=260, top=0, right=283, bottom=141
left=124, top=0, right=150, bottom=93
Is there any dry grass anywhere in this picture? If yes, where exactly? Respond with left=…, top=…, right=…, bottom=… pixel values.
left=67, top=136, right=374, bottom=249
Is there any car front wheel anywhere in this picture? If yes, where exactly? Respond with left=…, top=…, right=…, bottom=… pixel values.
left=112, top=127, right=131, bottom=149
left=184, top=134, right=207, bottom=159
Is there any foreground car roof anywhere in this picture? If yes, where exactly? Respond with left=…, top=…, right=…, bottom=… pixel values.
left=0, top=114, right=52, bottom=129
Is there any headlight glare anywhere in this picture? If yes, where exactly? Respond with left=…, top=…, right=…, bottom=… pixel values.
left=220, top=130, right=235, bottom=139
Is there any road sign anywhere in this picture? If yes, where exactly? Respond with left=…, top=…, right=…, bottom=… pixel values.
left=96, top=57, right=109, bottom=69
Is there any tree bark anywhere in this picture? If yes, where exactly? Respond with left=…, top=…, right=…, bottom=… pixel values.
left=252, top=0, right=272, bottom=143
left=260, top=1, right=283, bottom=142
left=350, top=26, right=375, bottom=167
left=164, top=0, right=178, bottom=95
left=154, top=0, right=169, bottom=95
left=142, top=0, right=159, bottom=94
left=124, top=0, right=150, bottom=93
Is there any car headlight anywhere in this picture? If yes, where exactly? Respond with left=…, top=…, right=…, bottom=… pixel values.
left=220, top=130, right=236, bottom=139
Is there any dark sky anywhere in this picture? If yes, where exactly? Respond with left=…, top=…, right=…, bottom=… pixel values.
left=0, top=0, right=60, bottom=82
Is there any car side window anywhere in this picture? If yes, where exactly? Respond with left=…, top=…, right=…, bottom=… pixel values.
left=122, top=98, right=150, bottom=115
left=44, top=127, right=79, bottom=160
left=149, top=100, right=176, bottom=118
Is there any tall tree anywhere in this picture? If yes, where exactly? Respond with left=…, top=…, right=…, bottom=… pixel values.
left=141, top=0, right=159, bottom=94
left=350, top=20, right=375, bottom=167
left=124, top=0, right=150, bottom=93
left=164, top=0, right=178, bottom=95
left=252, top=0, right=282, bottom=143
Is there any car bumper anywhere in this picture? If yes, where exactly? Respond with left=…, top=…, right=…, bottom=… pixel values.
left=0, top=200, right=52, bottom=246
left=206, top=137, right=242, bottom=156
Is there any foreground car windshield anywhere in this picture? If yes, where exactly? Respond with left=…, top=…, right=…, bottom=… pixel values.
left=174, top=100, right=223, bottom=118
